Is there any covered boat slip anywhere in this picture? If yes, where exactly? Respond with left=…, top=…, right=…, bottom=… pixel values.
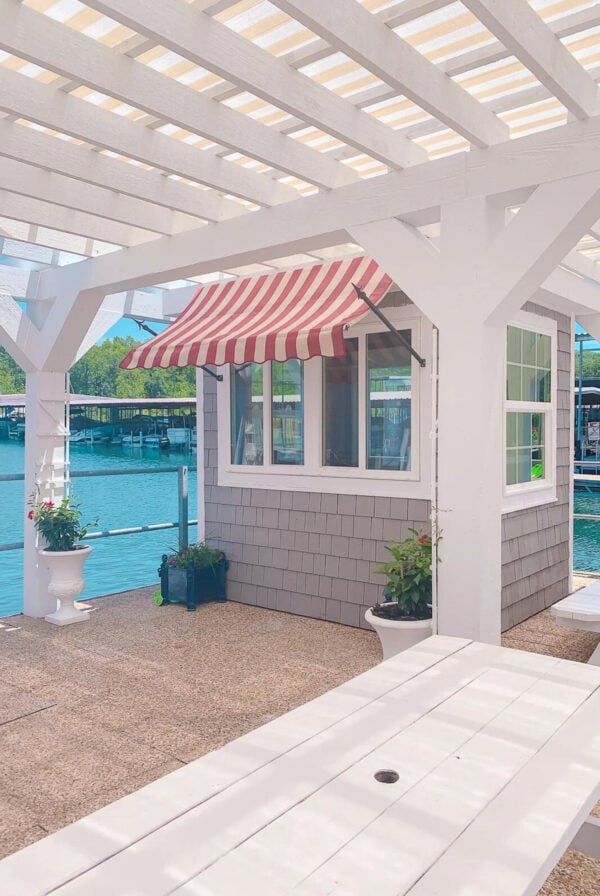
left=1, top=637, right=599, bottom=895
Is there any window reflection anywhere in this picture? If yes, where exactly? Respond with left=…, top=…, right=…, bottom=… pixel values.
left=367, top=332, right=411, bottom=471
left=231, top=363, right=263, bottom=465
left=272, top=360, right=304, bottom=465
left=323, top=339, right=358, bottom=467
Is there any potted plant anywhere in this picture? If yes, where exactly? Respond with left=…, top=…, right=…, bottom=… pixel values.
left=365, top=528, right=438, bottom=659
left=28, top=492, right=98, bottom=626
left=156, top=542, right=228, bottom=611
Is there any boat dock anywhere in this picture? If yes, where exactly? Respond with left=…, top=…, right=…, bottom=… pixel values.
left=0, top=394, right=197, bottom=450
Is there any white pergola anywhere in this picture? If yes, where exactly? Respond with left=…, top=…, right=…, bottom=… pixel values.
left=3, top=0, right=600, bottom=640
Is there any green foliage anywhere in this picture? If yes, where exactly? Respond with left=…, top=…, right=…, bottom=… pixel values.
left=576, top=350, right=600, bottom=377
left=69, top=336, right=197, bottom=398
left=165, top=542, right=223, bottom=569
left=28, top=493, right=98, bottom=552
left=377, top=528, right=439, bottom=620
left=0, top=347, right=26, bottom=393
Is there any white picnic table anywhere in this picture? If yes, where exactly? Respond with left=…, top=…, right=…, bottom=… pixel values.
left=551, top=582, right=600, bottom=665
left=2, top=635, right=600, bottom=896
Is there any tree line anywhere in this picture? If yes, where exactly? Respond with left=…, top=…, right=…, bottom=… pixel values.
left=0, top=336, right=197, bottom=398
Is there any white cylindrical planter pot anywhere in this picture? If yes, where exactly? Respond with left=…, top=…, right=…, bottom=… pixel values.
left=365, top=607, right=432, bottom=660
left=41, top=545, right=92, bottom=626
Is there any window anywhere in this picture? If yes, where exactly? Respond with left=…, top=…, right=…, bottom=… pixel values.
left=230, top=362, right=263, bottom=465
left=221, top=309, right=428, bottom=499
left=366, top=331, right=412, bottom=471
left=271, top=360, right=304, bottom=465
left=505, top=317, right=555, bottom=501
left=323, top=339, right=358, bottom=467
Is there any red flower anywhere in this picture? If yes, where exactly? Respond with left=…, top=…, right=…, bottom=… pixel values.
left=27, top=510, right=34, bottom=520
left=44, top=501, right=54, bottom=508
left=418, top=535, right=430, bottom=545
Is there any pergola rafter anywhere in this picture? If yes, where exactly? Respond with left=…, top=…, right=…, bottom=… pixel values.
left=0, top=0, right=360, bottom=189
left=79, top=0, right=427, bottom=170
left=274, top=0, right=508, bottom=148
left=0, top=70, right=292, bottom=210
left=462, top=0, right=600, bottom=119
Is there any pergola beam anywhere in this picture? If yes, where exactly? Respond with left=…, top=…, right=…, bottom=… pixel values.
left=37, top=112, right=600, bottom=300
left=275, top=0, right=508, bottom=148
left=81, top=0, right=426, bottom=170
left=0, top=190, right=155, bottom=248
left=0, top=265, right=32, bottom=301
left=0, top=69, right=291, bottom=211
left=0, top=0, right=356, bottom=193
left=0, top=157, right=201, bottom=236
left=0, top=118, right=239, bottom=224
left=462, top=0, right=599, bottom=120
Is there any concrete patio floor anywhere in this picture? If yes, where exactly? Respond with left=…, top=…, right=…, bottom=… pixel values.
left=1, top=583, right=599, bottom=894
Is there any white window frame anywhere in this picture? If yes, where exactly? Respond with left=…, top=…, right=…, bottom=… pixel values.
left=503, top=310, right=557, bottom=512
left=217, top=306, right=431, bottom=498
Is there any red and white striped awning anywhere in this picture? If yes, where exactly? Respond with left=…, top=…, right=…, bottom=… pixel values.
left=120, top=256, right=392, bottom=370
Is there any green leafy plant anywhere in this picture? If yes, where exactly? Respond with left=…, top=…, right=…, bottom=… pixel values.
left=165, top=541, right=224, bottom=569
left=28, top=493, right=98, bottom=552
left=374, top=528, right=440, bottom=620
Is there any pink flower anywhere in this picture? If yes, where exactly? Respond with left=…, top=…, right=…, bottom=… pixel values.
left=27, top=510, right=34, bottom=520
left=44, top=501, right=54, bottom=508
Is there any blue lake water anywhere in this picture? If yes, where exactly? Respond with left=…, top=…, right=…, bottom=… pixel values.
left=0, top=441, right=197, bottom=618
left=574, top=491, right=600, bottom=573
left=3, top=441, right=600, bottom=617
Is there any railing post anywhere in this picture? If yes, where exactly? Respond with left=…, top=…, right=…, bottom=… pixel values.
left=178, top=465, right=189, bottom=551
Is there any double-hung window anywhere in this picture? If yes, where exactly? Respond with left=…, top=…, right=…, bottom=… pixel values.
left=504, top=313, right=556, bottom=507
left=220, top=309, right=428, bottom=498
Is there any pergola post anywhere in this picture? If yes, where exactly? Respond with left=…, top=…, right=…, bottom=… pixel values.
left=434, top=319, right=505, bottom=641
left=351, top=178, right=600, bottom=642
left=0, top=286, right=119, bottom=618
left=23, top=369, right=69, bottom=617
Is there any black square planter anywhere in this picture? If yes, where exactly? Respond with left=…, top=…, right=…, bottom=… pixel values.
left=158, top=554, right=228, bottom=611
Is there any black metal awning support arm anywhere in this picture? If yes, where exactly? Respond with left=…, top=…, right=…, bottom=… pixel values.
left=133, top=320, right=223, bottom=381
left=352, top=284, right=426, bottom=368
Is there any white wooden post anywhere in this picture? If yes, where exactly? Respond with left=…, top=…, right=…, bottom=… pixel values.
left=23, top=369, right=69, bottom=617
left=352, top=179, right=600, bottom=643
left=195, top=368, right=206, bottom=544
left=434, top=319, right=504, bottom=641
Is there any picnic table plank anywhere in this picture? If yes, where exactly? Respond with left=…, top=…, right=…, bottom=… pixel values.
left=0, top=636, right=468, bottom=896
left=49, top=640, right=496, bottom=895
left=173, top=652, right=598, bottom=896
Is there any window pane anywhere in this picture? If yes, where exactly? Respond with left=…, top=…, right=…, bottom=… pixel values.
left=367, top=331, right=412, bottom=471
left=537, top=369, right=551, bottom=403
left=521, top=366, right=537, bottom=402
left=272, top=360, right=304, bottom=465
left=231, top=363, right=263, bottom=465
left=506, top=326, right=551, bottom=405
left=537, top=333, right=551, bottom=370
left=506, top=364, right=522, bottom=401
left=522, top=329, right=538, bottom=366
left=505, top=412, right=545, bottom=484
left=323, top=339, right=358, bottom=467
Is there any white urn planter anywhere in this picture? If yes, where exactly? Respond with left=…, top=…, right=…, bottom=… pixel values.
left=365, top=607, right=432, bottom=660
left=41, top=545, right=92, bottom=626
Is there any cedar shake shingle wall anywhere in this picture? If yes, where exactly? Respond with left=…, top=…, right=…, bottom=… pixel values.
left=500, top=304, right=571, bottom=631
left=202, top=374, right=430, bottom=629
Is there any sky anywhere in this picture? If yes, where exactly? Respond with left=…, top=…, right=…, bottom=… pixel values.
left=97, top=316, right=168, bottom=344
